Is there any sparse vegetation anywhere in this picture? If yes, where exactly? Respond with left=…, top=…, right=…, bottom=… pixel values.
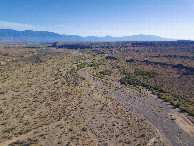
left=0, top=42, right=193, bottom=145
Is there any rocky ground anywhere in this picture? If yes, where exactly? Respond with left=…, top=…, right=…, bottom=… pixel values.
left=76, top=51, right=194, bottom=146
left=77, top=68, right=194, bottom=145
left=0, top=47, right=167, bottom=145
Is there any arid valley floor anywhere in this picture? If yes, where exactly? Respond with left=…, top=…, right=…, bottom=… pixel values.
left=0, top=42, right=193, bottom=145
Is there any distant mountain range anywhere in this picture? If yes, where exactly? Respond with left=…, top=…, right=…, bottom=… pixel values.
left=0, top=29, right=176, bottom=43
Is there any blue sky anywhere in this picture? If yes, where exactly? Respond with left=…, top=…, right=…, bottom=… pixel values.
left=0, top=0, right=194, bottom=39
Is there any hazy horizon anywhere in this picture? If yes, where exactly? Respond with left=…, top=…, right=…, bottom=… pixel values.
left=0, top=0, right=194, bottom=39
left=0, top=28, right=177, bottom=39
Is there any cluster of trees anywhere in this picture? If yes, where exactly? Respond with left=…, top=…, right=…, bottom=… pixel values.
left=120, top=73, right=164, bottom=92
left=120, top=74, right=193, bottom=116
left=134, top=69, right=157, bottom=78
left=120, top=74, right=141, bottom=86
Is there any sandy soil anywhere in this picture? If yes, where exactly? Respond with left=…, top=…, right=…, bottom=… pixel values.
left=77, top=68, right=194, bottom=146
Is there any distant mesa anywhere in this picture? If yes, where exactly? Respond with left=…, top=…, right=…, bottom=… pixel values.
left=0, top=29, right=176, bottom=43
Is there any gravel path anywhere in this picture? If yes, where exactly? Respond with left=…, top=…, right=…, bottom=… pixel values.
left=77, top=70, right=194, bottom=146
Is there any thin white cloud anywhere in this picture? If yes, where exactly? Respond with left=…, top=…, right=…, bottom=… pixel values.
left=0, top=20, right=43, bottom=31
left=55, top=24, right=73, bottom=28
left=0, top=20, right=73, bottom=34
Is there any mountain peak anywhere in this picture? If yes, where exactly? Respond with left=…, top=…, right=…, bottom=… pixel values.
left=0, top=29, right=176, bottom=43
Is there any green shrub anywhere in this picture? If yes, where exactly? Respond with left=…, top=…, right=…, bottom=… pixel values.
left=141, top=133, right=146, bottom=137
left=0, top=91, right=5, bottom=94
left=99, top=69, right=112, bottom=76
left=176, top=102, right=181, bottom=108
left=164, top=97, right=170, bottom=102
left=135, top=69, right=157, bottom=78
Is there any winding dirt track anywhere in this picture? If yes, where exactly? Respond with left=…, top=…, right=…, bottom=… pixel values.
left=77, top=70, right=194, bottom=146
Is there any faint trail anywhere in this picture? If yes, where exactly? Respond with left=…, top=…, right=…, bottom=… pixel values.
left=77, top=69, right=194, bottom=146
